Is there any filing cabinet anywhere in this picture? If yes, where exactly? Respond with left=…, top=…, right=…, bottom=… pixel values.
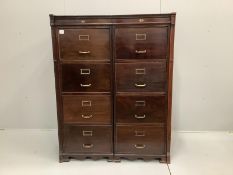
left=50, top=13, right=176, bottom=163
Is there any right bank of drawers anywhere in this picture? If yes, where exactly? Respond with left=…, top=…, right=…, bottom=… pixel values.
left=115, top=26, right=168, bottom=155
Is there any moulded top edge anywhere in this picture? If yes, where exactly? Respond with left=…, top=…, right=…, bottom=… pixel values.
left=49, top=13, right=176, bottom=18
left=49, top=13, right=176, bottom=26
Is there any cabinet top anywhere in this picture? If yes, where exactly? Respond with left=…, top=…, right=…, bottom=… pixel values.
left=49, top=13, right=176, bottom=26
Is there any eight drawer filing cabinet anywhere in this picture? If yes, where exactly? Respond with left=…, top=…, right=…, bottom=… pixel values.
left=50, top=13, right=176, bottom=163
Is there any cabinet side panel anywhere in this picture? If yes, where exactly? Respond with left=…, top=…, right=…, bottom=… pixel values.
left=167, top=13, right=176, bottom=164
left=51, top=26, right=64, bottom=157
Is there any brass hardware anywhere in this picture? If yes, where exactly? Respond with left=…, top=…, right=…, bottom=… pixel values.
left=134, top=114, right=146, bottom=119
left=82, top=100, right=92, bottom=107
left=135, top=83, right=146, bottom=88
left=79, top=51, right=90, bottom=54
left=83, top=143, right=93, bottom=149
left=135, top=49, right=147, bottom=54
left=80, top=83, right=91, bottom=87
left=135, top=100, right=146, bottom=107
left=83, top=130, right=93, bottom=136
left=135, top=68, right=146, bottom=75
left=134, top=144, right=146, bottom=149
left=136, top=33, right=146, bottom=40
left=79, top=34, right=89, bottom=40
left=80, top=69, right=90, bottom=75
left=59, top=29, right=64, bottom=35
left=135, top=131, right=145, bottom=137
left=81, top=114, right=93, bottom=119
left=139, top=18, right=144, bottom=22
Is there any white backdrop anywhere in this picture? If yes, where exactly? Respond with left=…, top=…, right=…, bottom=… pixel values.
left=0, top=0, right=233, bottom=130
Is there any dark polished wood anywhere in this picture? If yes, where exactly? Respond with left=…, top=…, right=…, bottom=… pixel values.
left=63, top=95, right=112, bottom=124
left=50, top=13, right=176, bottom=164
left=116, top=94, right=166, bottom=124
left=115, top=27, right=168, bottom=60
left=115, top=125, right=165, bottom=155
left=58, top=28, right=110, bottom=61
left=115, top=62, right=167, bottom=92
left=61, top=63, right=111, bottom=92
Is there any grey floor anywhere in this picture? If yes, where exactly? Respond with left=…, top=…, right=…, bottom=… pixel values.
left=0, top=130, right=232, bottom=175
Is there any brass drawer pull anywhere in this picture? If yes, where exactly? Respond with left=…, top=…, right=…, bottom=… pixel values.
left=82, top=114, right=93, bottom=119
left=80, top=83, right=91, bottom=87
left=134, top=144, right=146, bottom=149
left=83, top=143, right=93, bottom=149
left=79, top=51, right=90, bottom=54
left=135, top=83, right=146, bottom=88
left=135, top=131, right=145, bottom=137
left=134, top=114, right=146, bottom=119
left=135, top=49, right=147, bottom=54
left=135, top=100, right=146, bottom=107
left=83, top=130, right=93, bottom=136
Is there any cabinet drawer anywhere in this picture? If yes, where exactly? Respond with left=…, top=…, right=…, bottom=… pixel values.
left=115, top=62, right=166, bottom=92
left=62, top=63, right=111, bottom=92
left=63, top=125, right=112, bottom=153
left=63, top=95, right=111, bottom=124
left=58, top=28, right=110, bottom=60
left=116, top=125, right=165, bottom=155
left=115, top=27, right=168, bottom=60
left=116, top=95, right=166, bottom=124
left=112, top=17, right=170, bottom=24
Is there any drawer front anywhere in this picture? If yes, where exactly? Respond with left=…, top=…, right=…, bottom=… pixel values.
left=58, top=28, right=110, bottom=60
left=62, top=63, right=111, bottom=92
left=115, top=27, right=168, bottom=59
left=115, top=62, right=166, bottom=92
left=63, top=125, right=112, bottom=153
left=63, top=95, right=112, bottom=124
left=112, top=17, right=170, bottom=24
left=116, top=125, right=165, bottom=155
left=116, top=95, right=166, bottom=124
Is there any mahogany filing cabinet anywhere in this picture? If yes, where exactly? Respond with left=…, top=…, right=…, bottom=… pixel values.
left=50, top=13, right=176, bottom=163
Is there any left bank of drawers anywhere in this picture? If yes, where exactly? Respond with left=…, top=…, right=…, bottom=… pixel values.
left=57, top=28, right=113, bottom=154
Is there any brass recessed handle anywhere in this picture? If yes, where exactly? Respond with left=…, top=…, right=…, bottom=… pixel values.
left=135, top=83, right=146, bottom=88
left=134, top=144, right=146, bottom=149
left=82, top=114, right=93, bottom=119
left=80, top=83, right=91, bottom=87
left=79, top=51, right=90, bottom=54
left=134, top=114, right=146, bottom=119
left=135, top=49, right=147, bottom=54
left=139, top=18, right=144, bottom=23
left=83, top=143, right=93, bottom=149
